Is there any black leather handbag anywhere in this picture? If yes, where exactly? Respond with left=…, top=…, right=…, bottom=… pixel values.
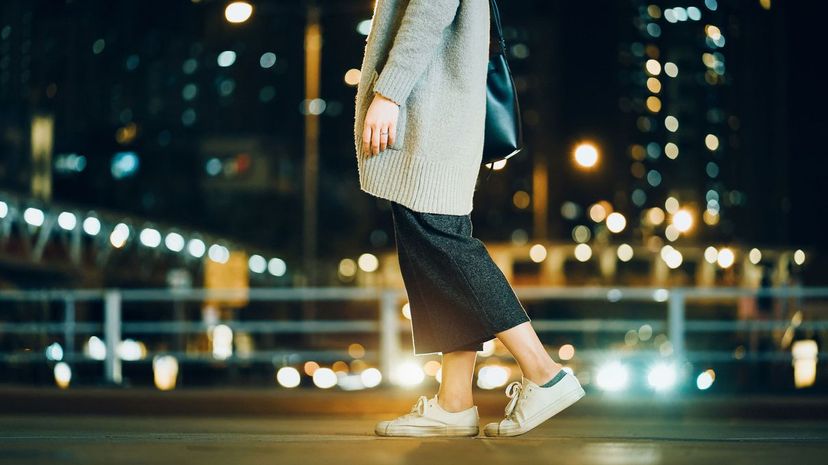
left=482, top=0, right=523, bottom=173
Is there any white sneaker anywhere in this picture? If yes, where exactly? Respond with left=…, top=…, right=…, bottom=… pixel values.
left=375, top=394, right=480, bottom=437
left=483, top=371, right=585, bottom=437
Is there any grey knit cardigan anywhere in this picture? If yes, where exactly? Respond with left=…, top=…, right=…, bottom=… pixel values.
left=353, top=0, right=490, bottom=215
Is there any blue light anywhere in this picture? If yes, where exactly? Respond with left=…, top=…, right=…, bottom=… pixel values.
left=111, top=151, right=139, bottom=179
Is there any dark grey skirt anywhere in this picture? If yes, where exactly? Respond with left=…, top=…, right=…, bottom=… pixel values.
left=390, top=200, right=531, bottom=355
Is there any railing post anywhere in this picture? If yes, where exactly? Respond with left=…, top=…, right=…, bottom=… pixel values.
left=104, top=290, right=122, bottom=385
left=63, top=297, right=76, bottom=359
left=667, top=289, right=686, bottom=364
left=379, top=289, right=401, bottom=385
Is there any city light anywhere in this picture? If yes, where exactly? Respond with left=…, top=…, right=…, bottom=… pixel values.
left=794, top=249, right=806, bottom=265
left=153, top=355, right=179, bottom=391
left=211, top=324, right=233, bottom=360
left=83, top=217, right=101, bottom=235
left=717, top=247, right=735, bottom=268
left=749, top=248, right=762, bottom=264
left=187, top=238, right=206, bottom=258
left=477, top=365, right=510, bottom=389
left=596, top=361, right=629, bottom=392
left=792, top=340, right=818, bottom=388
left=224, top=2, right=253, bottom=24
left=54, top=362, right=72, bottom=389
left=45, top=342, right=64, bottom=361
left=696, top=369, right=716, bottom=390
left=574, top=243, right=592, bottom=262
left=165, top=232, right=185, bottom=252
left=573, top=142, right=599, bottom=169
left=313, top=368, right=338, bottom=389
left=139, top=228, right=162, bottom=248
left=606, top=212, right=627, bottom=233
left=23, top=207, right=45, bottom=227
left=357, top=253, right=379, bottom=272
left=276, top=367, right=302, bottom=388
left=360, top=368, right=383, bottom=388
left=672, top=209, right=693, bottom=233
left=109, top=223, right=130, bottom=248
left=529, top=243, right=547, bottom=262
left=617, top=243, right=634, bottom=262
left=249, top=254, right=267, bottom=273
left=660, top=245, right=683, bottom=269
left=85, top=336, right=106, bottom=360
left=268, top=257, right=287, bottom=276
left=57, top=212, right=77, bottom=230
left=647, top=362, right=678, bottom=391
left=392, top=361, right=425, bottom=387
left=559, top=344, right=575, bottom=361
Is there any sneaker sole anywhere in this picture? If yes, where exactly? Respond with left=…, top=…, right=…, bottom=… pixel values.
left=483, top=385, right=586, bottom=437
left=375, top=424, right=480, bottom=437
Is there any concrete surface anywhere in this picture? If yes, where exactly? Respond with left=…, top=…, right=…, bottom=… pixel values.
left=1, top=414, right=827, bottom=465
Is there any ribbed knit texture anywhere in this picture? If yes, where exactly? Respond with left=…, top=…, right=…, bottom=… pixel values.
left=354, top=0, right=490, bottom=215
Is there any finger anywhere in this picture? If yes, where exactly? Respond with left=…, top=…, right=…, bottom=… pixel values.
left=362, top=121, right=372, bottom=156
left=387, top=120, right=397, bottom=148
left=379, top=124, right=389, bottom=152
left=371, top=122, right=381, bottom=156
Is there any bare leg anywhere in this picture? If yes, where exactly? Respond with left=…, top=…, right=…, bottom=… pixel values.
left=436, top=350, right=477, bottom=412
left=495, top=321, right=562, bottom=385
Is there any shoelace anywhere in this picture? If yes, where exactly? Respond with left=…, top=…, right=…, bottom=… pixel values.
left=503, top=381, right=524, bottom=419
left=406, top=395, right=429, bottom=418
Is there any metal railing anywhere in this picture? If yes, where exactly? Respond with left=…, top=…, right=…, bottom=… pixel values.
left=0, top=286, right=826, bottom=386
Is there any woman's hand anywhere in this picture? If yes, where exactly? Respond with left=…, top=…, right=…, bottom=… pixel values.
left=362, top=92, right=400, bottom=156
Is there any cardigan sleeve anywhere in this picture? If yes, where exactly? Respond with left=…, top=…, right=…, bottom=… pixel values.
left=372, top=0, right=461, bottom=106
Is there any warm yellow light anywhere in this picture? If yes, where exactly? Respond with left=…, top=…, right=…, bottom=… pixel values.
left=645, top=59, right=661, bottom=76
left=647, top=207, right=665, bottom=225
left=703, top=209, right=720, bottom=225
left=749, top=248, right=762, bottom=264
left=759, top=0, right=771, bottom=10
left=664, top=197, right=679, bottom=214
left=665, top=142, right=679, bottom=159
left=589, top=203, right=608, bottom=222
left=717, top=247, right=735, bottom=268
left=606, top=212, right=626, bottom=233
left=513, top=190, right=531, bottom=209
left=646, top=96, right=662, bottom=112
left=225, top=2, right=253, bottom=23
left=344, top=68, right=361, bottom=86
left=529, top=243, right=547, bottom=263
left=704, top=246, right=718, bottom=264
left=358, top=253, right=379, bottom=272
left=558, top=344, right=575, bottom=360
left=617, top=243, right=634, bottom=262
left=646, top=77, right=662, bottom=93
left=672, top=209, right=693, bottom=233
left=794, top=249, right=806, bottom=265
left=573, top=142, right=599, bottom=168
left=705, top=134, right=720, bottom=151
left=574, top=243, right=592, bottom=262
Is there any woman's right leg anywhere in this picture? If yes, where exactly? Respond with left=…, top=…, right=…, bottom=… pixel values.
left=495, top=321, right=563, bottom=386
left=437, top=349, right=478, bottom=412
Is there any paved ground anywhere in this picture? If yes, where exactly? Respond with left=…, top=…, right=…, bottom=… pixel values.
left=2, top=414, right=827, bottom=465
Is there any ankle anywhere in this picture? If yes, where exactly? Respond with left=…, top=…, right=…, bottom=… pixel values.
left=524, top=361, right=563, bottom=386
left=436, top=392, right=474, bottom=413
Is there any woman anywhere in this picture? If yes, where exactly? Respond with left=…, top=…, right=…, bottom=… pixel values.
left=353, top=0, right=584, bottom=437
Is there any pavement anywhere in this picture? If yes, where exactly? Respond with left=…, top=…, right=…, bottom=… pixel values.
left=1, top=387, right=827, bottom=464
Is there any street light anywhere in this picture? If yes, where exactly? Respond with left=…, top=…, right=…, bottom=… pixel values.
left=225, top=2, right=253, bottom=24
left=573, top=142, right=599, bottom=169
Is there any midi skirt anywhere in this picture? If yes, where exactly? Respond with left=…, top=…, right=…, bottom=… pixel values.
left=390, top=200, right=531, bottom=355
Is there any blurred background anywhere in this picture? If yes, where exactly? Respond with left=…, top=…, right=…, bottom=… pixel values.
left=1, top=0, right=827, bottom=399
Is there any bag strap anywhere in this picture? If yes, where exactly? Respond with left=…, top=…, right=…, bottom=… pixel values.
left=489, top=0, right=507, bottom=55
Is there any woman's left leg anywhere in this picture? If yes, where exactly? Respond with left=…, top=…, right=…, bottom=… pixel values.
left=437, top=349, right=478, bottom=412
